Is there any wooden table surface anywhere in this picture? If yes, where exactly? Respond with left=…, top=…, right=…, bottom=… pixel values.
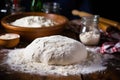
left=0, top=21, right=120, bottom=80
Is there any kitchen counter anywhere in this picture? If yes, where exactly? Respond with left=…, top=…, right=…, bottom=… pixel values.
left=0, top=20, right=120, bottom=80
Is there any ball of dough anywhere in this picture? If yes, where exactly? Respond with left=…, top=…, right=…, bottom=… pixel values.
left=24, top=35, right=88, bottom=65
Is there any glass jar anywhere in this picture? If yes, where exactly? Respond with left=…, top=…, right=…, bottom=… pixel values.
left=0, top=0, right=25, bottom=15
left=42, top=2, right=61, bottom=14
left=10, top=2, right=25, bottom=14
left=79, top=15, right=100, bottom=46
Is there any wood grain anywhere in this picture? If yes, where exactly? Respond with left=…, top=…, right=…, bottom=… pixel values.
left=72, top=10, right=120, bottom=30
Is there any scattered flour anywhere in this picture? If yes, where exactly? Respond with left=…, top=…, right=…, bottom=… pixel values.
left=3, top=35, right=106, bottom=76
left=11, top=16, right=58, bottom=27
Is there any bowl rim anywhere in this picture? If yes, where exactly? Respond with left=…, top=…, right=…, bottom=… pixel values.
left=1, top=12, right=69, bottom=31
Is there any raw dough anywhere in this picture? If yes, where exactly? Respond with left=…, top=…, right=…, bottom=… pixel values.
left=23, top=35, right=88, bottom=65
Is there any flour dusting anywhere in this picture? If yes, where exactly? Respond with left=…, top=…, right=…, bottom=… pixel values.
left=3, top=35, right=107, bottom=76
left=4, top=49, right=106, bottom=76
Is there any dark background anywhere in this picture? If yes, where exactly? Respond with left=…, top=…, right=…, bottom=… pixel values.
left=0, top=0, right=120, bottom=22
left=90, top=1, right=120, bottom=22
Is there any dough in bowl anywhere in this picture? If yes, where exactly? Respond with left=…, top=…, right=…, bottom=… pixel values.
left=23, top=35, right=88, bottom=65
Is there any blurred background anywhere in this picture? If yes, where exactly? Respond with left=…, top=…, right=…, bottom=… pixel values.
left=0, top=0, right=120, bottom=22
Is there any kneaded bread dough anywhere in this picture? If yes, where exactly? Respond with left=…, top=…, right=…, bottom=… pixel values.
left=23, top=35, right=88, bottom=65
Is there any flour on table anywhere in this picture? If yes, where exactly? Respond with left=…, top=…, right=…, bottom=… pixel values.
left=3, top=35, right=106, bottom=76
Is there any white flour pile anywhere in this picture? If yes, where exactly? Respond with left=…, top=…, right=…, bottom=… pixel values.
left=79, top=31, right=100, bottom=45
left=0, top=33, right=20, bottom=39
left=4, top=35, right=106, bottom=76
left=11, top=16, right=58, bottom=27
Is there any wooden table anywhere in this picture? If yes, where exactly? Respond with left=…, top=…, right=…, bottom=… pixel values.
left=0, top=21, right=120, bottom=80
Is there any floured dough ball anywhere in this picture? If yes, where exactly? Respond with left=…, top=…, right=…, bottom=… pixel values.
left=23, top=35, right=88, bottom=65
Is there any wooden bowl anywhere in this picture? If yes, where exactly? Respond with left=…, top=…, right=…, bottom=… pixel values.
left=0, top=33, right=20, bottom=48
left=1, top=12, right=68, bottom=41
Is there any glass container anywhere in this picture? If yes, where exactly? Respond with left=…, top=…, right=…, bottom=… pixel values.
left=79, top=15, right=100, bottom=46
left=42, top=2, right=61, bottom=14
